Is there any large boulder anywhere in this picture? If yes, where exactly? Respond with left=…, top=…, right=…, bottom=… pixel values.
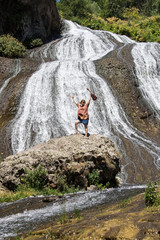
left=0, top=0, right=61, bottom=42
left=0, top=134, right=121, bottom=190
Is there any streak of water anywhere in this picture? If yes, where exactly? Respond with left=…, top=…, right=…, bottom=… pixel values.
left=0, top=60, right=21, bottom=96
left=132, top=43, right=160, bottom=118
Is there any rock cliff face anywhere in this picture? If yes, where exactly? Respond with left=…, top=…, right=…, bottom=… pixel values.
left=0, top=134, right=121, bottom=190
left=0, top=0, right=61, bottom=41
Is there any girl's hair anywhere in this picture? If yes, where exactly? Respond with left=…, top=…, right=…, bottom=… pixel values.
left=80, top=99, right=86, bottom=105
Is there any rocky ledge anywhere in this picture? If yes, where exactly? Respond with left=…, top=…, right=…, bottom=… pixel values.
left=0, top=134, right=121, bottom=190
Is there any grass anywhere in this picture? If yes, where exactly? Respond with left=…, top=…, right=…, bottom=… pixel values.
left=0, top=181, right=111, bottom=204
left=73, top=208, right=81, bottom=219
left=0, top=184, right=80, bottom=203
left=59, top=210, right=69, bottom=224
left=58, top=206, right=81, bottom=225
left=120, top=197, right=132, bottom=208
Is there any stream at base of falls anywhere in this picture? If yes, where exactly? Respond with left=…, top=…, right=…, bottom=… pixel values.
left=0, top=185, right=145, bottom=239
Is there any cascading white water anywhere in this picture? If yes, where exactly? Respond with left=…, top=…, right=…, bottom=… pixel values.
left=11, top=21, right=160, bottom=175
left=11, top=21, right=124, bottom=153
left=132, top=43, right=160, bottom=119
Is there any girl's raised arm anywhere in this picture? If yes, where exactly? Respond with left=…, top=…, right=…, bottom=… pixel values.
left=71, top=96, right=79, bottom=107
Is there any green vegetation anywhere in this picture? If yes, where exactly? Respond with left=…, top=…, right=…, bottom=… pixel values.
left=96, top=182, right=110, bottom=190
left=73, top=207, right=81, bottom=219
left=57, top=0, right=160, bottom=42
left=57, top=0, right=100, bottom=20
left=0, top=167, right=79, bottom=203
left=88, top=169, right=110, bottom=190
left=0, top=155, right=2, bottom=164
left=59, top=206, right=81, bottom=224
left=0, top=166, right=110, bottom=203
left=145, top=182, right=160, bottom=207
left=57, top=0, right=160, bottom=19
left=0, top=34, right=43, bottom=58
left=88, top=169, right=100, bottom=186
left=120, top=197, right=131, bottom=208
left=23, top=38, right=43, bottom=49
left=0, top=184, right=79, bottom=204
left=59, top=208, right=69, bottom=224
left=56, top=174, right=68, bottom=192
left=23, top=165, right=48, bottom=190
left=0, top=34, right=26, bottom=58
left=0, top=35, right=43, bottom=59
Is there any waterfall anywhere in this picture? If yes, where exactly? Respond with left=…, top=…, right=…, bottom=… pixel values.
left=11, top=21, right=160, bottom=177
left=132, top=43, right=160, bottom=119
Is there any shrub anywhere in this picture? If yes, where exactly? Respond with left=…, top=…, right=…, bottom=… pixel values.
left=145, top=182, right=160, bottom=207
left=88, top=169, right=100, bottom=186
left=56, top=174, right=68, bottom=192
left=24, top=165, right=48, bottom=190
left=0, top=34, right=26, bottom=58
left=96, top=182, right=110, bottom=190
left=123, top=7, right=140, bottom=20
left=29, top=38, right=43, bottom=48
left=24, top=38, right=43, bottom=49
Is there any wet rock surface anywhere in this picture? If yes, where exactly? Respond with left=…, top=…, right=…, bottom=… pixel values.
left=0, top=134, right=121, bottom=190
left=95, top=47, right=160, bottom=184
left=95, top=45, right=160, bottom=139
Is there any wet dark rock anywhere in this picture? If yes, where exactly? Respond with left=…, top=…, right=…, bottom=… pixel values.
left=0, top=134, right=121, bottom=190
left=0, top=0, right=61, bottom=42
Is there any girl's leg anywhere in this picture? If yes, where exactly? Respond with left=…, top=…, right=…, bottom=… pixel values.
left=84, top=124, right=88, bottom=137
left=75, top=120, right=81, bottom=134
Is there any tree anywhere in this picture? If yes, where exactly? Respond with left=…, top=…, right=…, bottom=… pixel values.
left=57, top=0, right=100, bottom=19
left=57, top=0, right=160, bottom=21
left=107, top=0, right=126, bottom=18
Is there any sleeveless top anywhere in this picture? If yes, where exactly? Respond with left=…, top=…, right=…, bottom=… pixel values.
left=77, top=104, right=89, bottom=120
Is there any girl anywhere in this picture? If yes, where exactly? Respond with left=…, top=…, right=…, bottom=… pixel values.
left=72, top=92, right=92, bottom=137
